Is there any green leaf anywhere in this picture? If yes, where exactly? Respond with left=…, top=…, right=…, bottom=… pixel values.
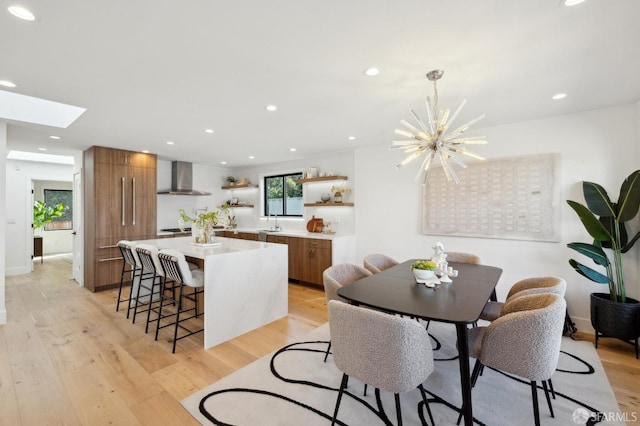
left=617, top=170, right=640, bottom=222
left=583, top=181, right=615, bottom=217
left=567, top=200, right=612, bottom=241
left=569, top=259, right=610, bottom=283
left=567, top=242, right=609, bottom=266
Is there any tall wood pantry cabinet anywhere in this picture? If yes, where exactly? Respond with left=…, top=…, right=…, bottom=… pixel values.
left=83, top=146, right=157, bottom=292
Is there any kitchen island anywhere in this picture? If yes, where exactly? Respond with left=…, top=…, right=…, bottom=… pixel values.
left=134, top=236, right=288, bottom=349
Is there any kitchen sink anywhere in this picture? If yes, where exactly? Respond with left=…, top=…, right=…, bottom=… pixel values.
left=258, top=229, right=282, bottom=233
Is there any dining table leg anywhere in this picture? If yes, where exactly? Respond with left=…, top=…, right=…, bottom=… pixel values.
left=456, top=323, right=473, bottom=426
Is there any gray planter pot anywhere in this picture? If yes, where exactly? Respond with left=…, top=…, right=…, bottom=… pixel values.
left=590, top=292, right=640, bottom=359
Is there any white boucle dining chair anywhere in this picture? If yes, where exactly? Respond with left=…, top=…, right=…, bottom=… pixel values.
left=328, top=300, right=435, bottom=426
left=322, top=264, right=372, bottom=362
left=480, top=276, right=567, bottom=322
left=363, top=253, right=399, bottom=274
left=459, top=293, right=566, bottom=426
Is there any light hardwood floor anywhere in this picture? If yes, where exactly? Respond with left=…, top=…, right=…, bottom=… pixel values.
left=1, top=255, right=638, bottom=425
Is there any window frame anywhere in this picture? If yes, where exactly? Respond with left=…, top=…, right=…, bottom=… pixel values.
left=262, top=172, right=304, bottom=217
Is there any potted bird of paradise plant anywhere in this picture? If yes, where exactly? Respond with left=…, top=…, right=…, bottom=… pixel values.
left=566, top=169, right=640, bottom=358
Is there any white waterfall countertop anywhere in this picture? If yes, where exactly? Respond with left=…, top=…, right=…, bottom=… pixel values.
left=135, top=236, right=288, bottom=349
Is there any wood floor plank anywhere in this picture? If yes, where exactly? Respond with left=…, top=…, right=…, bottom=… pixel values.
left=129, top=390, right=200, bottom=425
left=0, top=328, right=22, bottom=426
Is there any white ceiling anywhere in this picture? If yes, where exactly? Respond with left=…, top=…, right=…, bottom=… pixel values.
left=2, top=1, right=640, bottom=167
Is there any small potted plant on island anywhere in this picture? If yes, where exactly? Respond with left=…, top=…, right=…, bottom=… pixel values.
left=567, top=169, right=640, bottom=358
left=178, top=206, right=228, bottom=244
left=410, top=260, right=436, bottom=282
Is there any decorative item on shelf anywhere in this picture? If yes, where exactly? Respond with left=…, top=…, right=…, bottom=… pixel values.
left=391, top=69, right=488, bottom=185
left=320, top=193, right=331, bottom=203
left=226, top=176, right=237, bottom=185
left=239, top=177, right=248, bottom=185
left=331, top=185, right=351, bottom=203
left=566, top=170, right=640, bottom=356
left=305, top=166, right=317, bottom=178
left=306, top=215, right=324, bottom=233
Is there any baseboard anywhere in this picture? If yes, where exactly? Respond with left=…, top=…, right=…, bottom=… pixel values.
left=4, top=266, right=28, bottom=276
left=573, top=315, right=594, bottom=334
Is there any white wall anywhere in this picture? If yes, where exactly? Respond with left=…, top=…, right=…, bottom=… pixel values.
left=0, top=123, right=7, bottom=324
left=5, top=160, right=74, bottom=275
left=156, top=160, right=232, bottom=230
left=354, top=103, right=640, bottom=332
left=231, top=151, right=356, bottom=235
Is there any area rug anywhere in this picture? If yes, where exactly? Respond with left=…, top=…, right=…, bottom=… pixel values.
left=182, top=322, right=624, bottom=425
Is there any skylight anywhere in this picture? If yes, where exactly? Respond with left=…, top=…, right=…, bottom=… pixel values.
left=0, top=90, right=86, bottom=128
left=7, top=150, right=74, bottom=165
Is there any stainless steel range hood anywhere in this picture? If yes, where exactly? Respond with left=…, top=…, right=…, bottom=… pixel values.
left=157, top=161, right=211, bottom=195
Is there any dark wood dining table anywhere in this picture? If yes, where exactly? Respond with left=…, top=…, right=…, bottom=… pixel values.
left=337, top=259, right=503, bottom=426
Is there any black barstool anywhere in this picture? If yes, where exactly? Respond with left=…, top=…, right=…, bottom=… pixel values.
left=116, top=240, right=140, bottom=318
left=132, top=244, right=166, bottom=332
left=156, top=249, right=205, bottom=353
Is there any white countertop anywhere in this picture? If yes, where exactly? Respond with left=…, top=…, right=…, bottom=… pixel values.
left=137, top=235, right=280, bottom=259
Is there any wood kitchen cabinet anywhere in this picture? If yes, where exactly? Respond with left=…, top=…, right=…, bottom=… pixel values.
left=293, top=237, right=332, bottom=287
left=83, top=146, right=157, bottom=292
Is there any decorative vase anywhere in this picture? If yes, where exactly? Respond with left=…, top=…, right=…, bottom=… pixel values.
left=333, top=191, right=343, bottom=203
left=413, top=269, right=435, bottom=281
left=321, top=193, right=331, bottom=203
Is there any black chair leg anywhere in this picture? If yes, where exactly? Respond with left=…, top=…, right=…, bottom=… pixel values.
left=531, top=380, right=541, bottom=426
left=394, top=393, right=402, bottom=426
left=418, top=384, right=435, bottom=426
left=548, top=378, right=555, bottom=399
left=457, top=360, right=483, bottom=426
left=331, top=374, right=348, bottom=426
left=542, top=380, right=554, bottom=417
left=324, top=341, right=331, bottom=362
left=154, top=280, right=166, bottom=341
left=171, top=283, right=185, bottom=353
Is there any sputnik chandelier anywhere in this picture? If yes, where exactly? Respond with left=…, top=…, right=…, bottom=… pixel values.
left=391, top=70, right=488, bottom=184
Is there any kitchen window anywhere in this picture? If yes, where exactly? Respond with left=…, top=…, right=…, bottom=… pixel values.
left=263, top=172, right=303, bottom=217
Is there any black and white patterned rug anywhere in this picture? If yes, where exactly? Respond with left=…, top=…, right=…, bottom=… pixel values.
left=182, top=322, right=624, bottom=425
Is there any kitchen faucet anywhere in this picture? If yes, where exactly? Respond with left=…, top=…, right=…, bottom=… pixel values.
left=269, top=213, right=281, bottom=231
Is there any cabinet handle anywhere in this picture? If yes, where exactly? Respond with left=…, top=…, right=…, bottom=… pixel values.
left=132, top=177, right=136, bottom=225
left=121, top=176, right=126, bottom=226
left=98, top=244, right=119, bottom=249
left=98, top=257, right=122, bottom=262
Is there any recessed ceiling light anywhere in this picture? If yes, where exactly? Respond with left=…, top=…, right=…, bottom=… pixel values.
left=0, top=80, right=16, bottom=88
left=265, top=105, right=277, bottom=112
left=289, top=148, right=296, bottom=152
left=166, top=141, right=174, bottom=145
left=552, top=93, right=567, bottom=100
left=364, top=67, right=380, bottom=76
left=563, top=0, right=586, bottom=6
left=221, top=161, right=227, bottom=165
left=49, top=135, right=60, bottom=139
left=248, top=156, right=255, bottom=159
left=38, top=147, right=47, bottom=151
left=8, top=6, right=36, bottom=21
left=141, top=150, right=149, bottom=153
left=205, top=129, right=214, bottom=133
left=348, top=136, right=356, bottom=141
